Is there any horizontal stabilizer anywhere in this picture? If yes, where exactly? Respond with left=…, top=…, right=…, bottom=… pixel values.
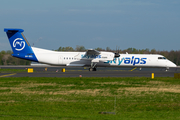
left=4, top=29, right=24, bottom=32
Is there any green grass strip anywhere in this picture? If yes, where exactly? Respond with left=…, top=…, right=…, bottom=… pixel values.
left=0, top=77, right=180, bottom=120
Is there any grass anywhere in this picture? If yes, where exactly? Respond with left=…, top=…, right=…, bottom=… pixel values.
left=0, top=77, right=180, bottom=119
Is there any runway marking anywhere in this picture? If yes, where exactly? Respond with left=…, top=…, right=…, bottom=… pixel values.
left=130, top=67, right=137, bottom=71
left=0, top=73, right=16, bottom=77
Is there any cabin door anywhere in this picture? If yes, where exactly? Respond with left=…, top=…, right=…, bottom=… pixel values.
left=58, top=56, right=63, bottom=64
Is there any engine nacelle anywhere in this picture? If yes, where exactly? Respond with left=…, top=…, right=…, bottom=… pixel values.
left=100, top=52, right=115, bottom=61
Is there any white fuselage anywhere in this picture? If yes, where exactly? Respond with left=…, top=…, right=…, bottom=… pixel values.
left=32, top=47, right=176, bottom=68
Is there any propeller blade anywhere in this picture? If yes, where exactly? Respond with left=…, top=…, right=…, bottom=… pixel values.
left=114, top=53, right=120, bottom=58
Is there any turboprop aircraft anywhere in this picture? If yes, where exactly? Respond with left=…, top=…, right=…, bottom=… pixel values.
left=4, top=28, right=176, bottom=71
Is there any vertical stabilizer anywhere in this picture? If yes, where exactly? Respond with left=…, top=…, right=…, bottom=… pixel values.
left=4, top=28, right=38, bottom=62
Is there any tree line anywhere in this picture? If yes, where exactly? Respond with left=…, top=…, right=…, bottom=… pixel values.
left=0, top=50, right=31, bottom=65
left=0, top=46, right=180, bottom=65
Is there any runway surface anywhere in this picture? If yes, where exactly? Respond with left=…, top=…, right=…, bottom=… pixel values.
left=0, top=65, right=179, bottom=77
left=0, top=71, right=175, bottom=77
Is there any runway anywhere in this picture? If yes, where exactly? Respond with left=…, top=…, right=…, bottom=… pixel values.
left=0, top=71, right=175, bottom=77
left=0, top=65, right=179, bottom=77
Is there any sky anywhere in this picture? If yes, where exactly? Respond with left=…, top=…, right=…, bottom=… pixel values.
left=0, top=0, right=180, bottom=51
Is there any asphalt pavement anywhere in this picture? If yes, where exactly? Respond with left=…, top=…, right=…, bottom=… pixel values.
left=0, top=66, right=179, bottom=77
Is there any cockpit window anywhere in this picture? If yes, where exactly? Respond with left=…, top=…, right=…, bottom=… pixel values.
left=158, top=57, right=167, bottom=60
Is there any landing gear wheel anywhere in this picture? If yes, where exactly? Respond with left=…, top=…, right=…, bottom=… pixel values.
left=89, top=62, right=97, bottom=71
left=89, top=68, right=97, bottom=71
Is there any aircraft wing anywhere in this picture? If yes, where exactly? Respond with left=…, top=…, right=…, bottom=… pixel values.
left=81, top=49, right=101, bottom=61
left=85, top=49, right=100, bottom=56
left=82, top=49, right=114, bottom=62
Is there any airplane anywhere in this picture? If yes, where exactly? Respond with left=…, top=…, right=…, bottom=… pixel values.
left=4, top=28, right=176, bottom=71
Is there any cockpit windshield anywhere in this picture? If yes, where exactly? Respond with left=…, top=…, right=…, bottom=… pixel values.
left=158, top=57, right=167, bottom=60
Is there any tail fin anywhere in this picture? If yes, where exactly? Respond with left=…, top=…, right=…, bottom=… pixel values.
left=4, top=28, right=38, bottom=62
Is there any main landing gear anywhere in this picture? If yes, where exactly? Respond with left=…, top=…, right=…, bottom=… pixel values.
left=89, top=62, right=97, bottom=71
left=89, top=67, right=97, bottom=71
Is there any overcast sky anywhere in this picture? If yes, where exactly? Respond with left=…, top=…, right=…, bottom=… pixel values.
left=0, top=0, right=180, bottom=51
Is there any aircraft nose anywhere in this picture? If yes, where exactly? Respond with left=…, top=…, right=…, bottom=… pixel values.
left=167, top=60, right=177, bottom=67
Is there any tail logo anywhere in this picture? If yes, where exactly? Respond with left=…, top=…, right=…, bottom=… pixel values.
left=13, top=38, right=25, bottom=51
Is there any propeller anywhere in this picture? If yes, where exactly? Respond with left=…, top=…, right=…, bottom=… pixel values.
left=114, top=52, right=120, bottom=58
left=114, top=46, right=120, bottom=58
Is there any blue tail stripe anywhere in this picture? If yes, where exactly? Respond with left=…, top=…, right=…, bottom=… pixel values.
left=4, top=28, right=38, bottom=62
